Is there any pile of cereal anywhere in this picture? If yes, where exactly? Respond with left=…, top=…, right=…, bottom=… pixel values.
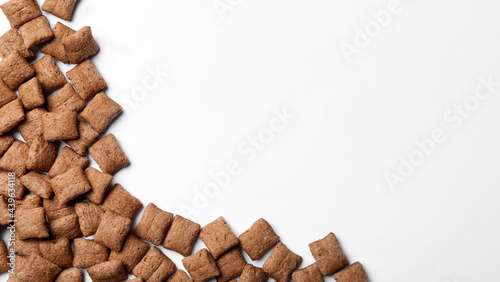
left=0, top=0, right=369, bottom=281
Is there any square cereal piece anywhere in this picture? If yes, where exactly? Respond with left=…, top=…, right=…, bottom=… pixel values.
left=89, top=134, right=130, bottom=175
left=18, top=77, right=44, bottom=110
left=48, top=146, right=89, bottom=177
left=84, top=167, right=113, bottom=204
left=41, top=22, right=75, bottom=63
left=0, top=139, right=28, bottom=176
left=0, top=99, right=25, bottom=136
left=309, top=232, right=349, bottom=275
left=62, top=26, right=100, bottom=64
left=42, top=196, right=75, bottom=221
left=14, top=238, right=40, bottom=256
left=170, top=270, right=193, bottom=282
left=109, top=233, right=149, bottom=274
left=19, top=16, right=54, bottom=48
left=182, top=248, right=220, bottom=282
left=133, top=247, right=176, bottom=281
left=134, top=203, right=173, bottom=246
left=95, top=210, right=132, bottom=251
left=26, top=135, right=59, bottom=172
left=0, top=0, right=42, bottom=29
left=199, top=217, right=239, bottom=259
left=73, top=238, right=109, bottom=268
left=20, top=171, right=53, bottom=198
left=50, top=167, right=91, bottom=205
left=16, top=255, right=61, bottom=282
left=66, top=59, right=106, bottom=100
left=18, top=107, right=45, bottom=144
left=16, top=194, right=42, bottom=210
left=39, top=238, right=73, bottom=268
left=75, top=201, right=103, bottom=236
left=0, top=171, right=25, bottom=199
left=42, top=110, right=79, bottom=141
left=0, top=80, right=17, bottom=108
left=0, top=29, right=34, bottom=59
left=88, top=260, right=128, bottom=282
left=0, top=135, right=14, bottom=156
left=33, top=54, right=66, bottom=94
left=0, top=51, right=34, bottom=89
left=239, top=218, right=280, bottom=260
left=292, top=263, right=324, bottom=282
left=0, top=240, right=10, bottom=273
left=42, top=0, right=77, bottom=21
left=65, top=119, right=99, bottom=155
left=163, top=215, right=200, bottom=257
left=216, top=247, right=247, bottom=282
left=262, top=242, right=302, bottom=282
left=0, top=197, right=11, bottom=228
left=101, top=183, right=142, bottom=219
left=55, top=269, right=83, bottom=282
left=46, top=83, right=85, bottom=113
left=239, top=264, right=267, bottom=282
left=333, top=262, right=368, bottom=282
left=48, top=213, right=82, bottom=239
left=17, top=207, right=49, bottom=240
left=80, top=92, right=122, bottom=133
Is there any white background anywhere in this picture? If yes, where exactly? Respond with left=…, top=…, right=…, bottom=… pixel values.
left=2, top=0, right=500, bottom=281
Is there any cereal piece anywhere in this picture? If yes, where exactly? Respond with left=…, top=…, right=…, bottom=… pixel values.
left=17, top=207, right=49, bottom=240
left=20, top=170, right=53, bottom=199
left=89, top=134, right=130, bottom=175
left=75, top=201, right=103, bottom=236
left=134, top=203, right=173, bottom=246
left=163, top=215, right=200, bottom=257
left=88, top=260, right=128, bottom=282
left=66, top=59, right=106, bottom=100
left=127, top=279, right=145, bottom=282
left=18, top=107, right=46, bottom=144
left=14, top=238, right=40, bottom=256
left=292, top=263, right=323, bottom=282
left=63, top=26, right=100, bottom=64
left=262, top=242, right=302, bottom=282
left=84, top=167, right=112, bottom=204
left=109, top=233, right=149, bottom=274
left=133, top=246, right=176, bottom=281
left=73, top=238, right=109, bottom=268
left=42, top=196, right=76, bottom=220
left=42, top=110, right=79, bottom=141
left=0, top=240, right=10, bottom=274
left=18, top=16, right=54, bottom=48
left=182, top=248, right=220, bottom=282
left=39, top=238, right=73, bottom=268
left=309, top=232, right=349, bottom=275
left=199, top=217, right=239, bottom=259
left=65, top=119, right=99, bottom=155
left=0, top=171, right=25, bottom=199
left=46, top=83, right=85, bottom=113
left=0, top=0, right=42, bottom=29
left=0, top=140, right=29, bottom=176
left=33, top=54, right=66, bottom=94
left=239, top=264, right=267, bottom=282
left=42, top=0, right=77, bottom=21
left=333, top=262, right=368, bottom=282
left=55, top=269, right=83, bottom=282
left=215, top=247, right=247, bottom=282
left=0, top=29, right=33, bottom=59
left=0, top=99, right=25, bottom=136
left=101, top=183, right=142, bottom=219
left=18, top=77, right=44, bottom=110
left=95, top=211, right=132, bottom=251
left=80, top=92, right=122, bottom=133
left=239, top=218, right=280, bottom=260
left=0, top=51, right=34, bottom=89
left=50, top=167, right=91, bottom=204
left=0, top=135, right=14, bottom=156
left=16, top=255, right=61, bottom=282
left=16, top=194, right=42, bottom=209
left=26, top=135, right=58, bottom=172
left=0, top=80, right=17, bottom=108
left=169, top=270, right=193, bottom=282
left=48, top=146, right=89, bottom=177
left=0, top=197, right=11, bottom=228
left=48, top=214, right=82, bottom=239
left=41, top=22, right=75, bottom=63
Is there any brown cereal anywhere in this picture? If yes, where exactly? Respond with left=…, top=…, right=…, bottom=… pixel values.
left=215, top=247, right=247, bottom=282
left=17, top=207, right=49, bottom=240
left=18, top=16, right=54, bottom=48
left=0, top=51, right=34, bottom=89
left=48, top=146, right=89, bottom=177
left=309, top=232, right=349, bottom=275
left=95, top=210, right=133, bottom=252
left=16, top=194, right=42, bottom=210
left=333, top=262, right=368, bottom=282
left=18, top=77, right=44, bottom=110
left=63, top=26, right=100, bottom=64
left=199, top=217, right=239, bottom=259
left=48, top=213, right=83, bottom=239
left=47, top=83, right=85, bottom=113
left=74, top=201, right=103, bottom=236
left=170, top=270, right=193, bottom=282
left=127, top=278, right=145, bottom=282
left=39, top=238, right=73, bottom=268
left=33, top=54, right=66, bottom=93
left=20, top=171, right=53, bottom=199
left=72, top=238, right=109, bottom=268
left=133, top=246, right=176, bottom=281
left=80, top=92, right=122, bottom=133
left=0, top=28, right=34, bottom=59
left=0, top=139, right=28, bottom=176
left=0, top=197, right=11, bottom=228
left=0, top=80, right=17, bottom=108
left=239, top=264, right=267, bottom=282
left=101, top=183, right=142, bottom=219
left=50, top=167, right=91, bottom=205
left=109, top=233, right=149, bottom=274
left=16, top=255, right=61, bottom=282
left=89, top=134, right=130, bottom=175
left=42, top=0, right=77, bottom=21
left=134, top=203, right=173, bottom=246
left=0, top=0, right=42, bottom=29
left=0, top=171, right=25, bottom=199
left=42, top=196, right=76, bottom=220
left=0, top=99, right=25, bottom=136
left=292, top=263, right=324, bottom=282
left=55, top=269, right=83, bottom=282
left=163, top=215, right=200, bottom=257
left=41, top=22, right=75, bottom=63
left=262, top=242, right=302, bottom=282
left=18, top=107, right=45, bottom=144
left=88, top=260, right=128, bottom=282
left=0, top=135, right=14, bottom=156
left=239, top=218, right=280, bottom=260
left=14, top=238, right=40, bottom=256
left=66, top=59, right=107, bottom=100
left=26, top=135, right=59, bottom=172
left=65, top=119, right=99, bottom=155
left=84, top=167, right=113, bottom=204
left=0, top=240, right=10, bottom=273
left=182, top=248, right=220, bottom=282
left=42, top=110, right=79, bottom=141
